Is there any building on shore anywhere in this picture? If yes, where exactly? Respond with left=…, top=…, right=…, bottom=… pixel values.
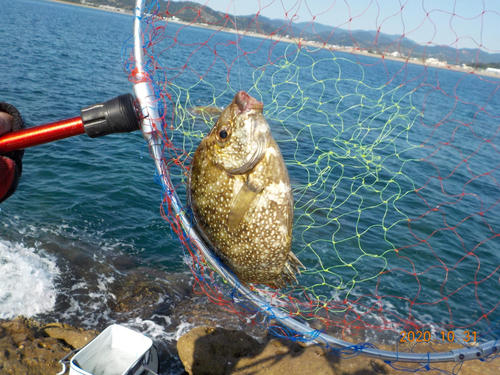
left=486, top=67, right=500, bottom=75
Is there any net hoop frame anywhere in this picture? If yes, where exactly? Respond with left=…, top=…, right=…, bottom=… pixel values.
left=131, top=0, right=499, bottom=364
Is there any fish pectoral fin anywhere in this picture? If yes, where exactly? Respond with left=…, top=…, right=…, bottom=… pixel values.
left=228, top=178, right=263, bottom=231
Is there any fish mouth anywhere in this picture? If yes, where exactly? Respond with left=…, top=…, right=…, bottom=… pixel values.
left=234, top=91, right=263, bottom=112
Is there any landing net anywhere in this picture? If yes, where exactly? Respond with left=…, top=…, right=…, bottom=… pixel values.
left=126, top=0, right=500, bottom=370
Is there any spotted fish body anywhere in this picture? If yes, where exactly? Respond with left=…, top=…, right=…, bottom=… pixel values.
left=187, top=91, right=304, bottom=288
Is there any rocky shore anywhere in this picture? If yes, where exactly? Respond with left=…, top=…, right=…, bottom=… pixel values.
left=1, top=316, right=499, bottom=375
left=0, top=318, right=98, bottom=374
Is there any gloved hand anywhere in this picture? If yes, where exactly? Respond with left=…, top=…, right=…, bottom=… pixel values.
left=0, top=103, right=25, bottom=203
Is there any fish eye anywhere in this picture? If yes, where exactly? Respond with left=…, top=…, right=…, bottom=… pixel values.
left=217, top=126, right=231, bottom=142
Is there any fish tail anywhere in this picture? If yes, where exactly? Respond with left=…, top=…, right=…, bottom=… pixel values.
left=267, top=252, right=305, bottom=289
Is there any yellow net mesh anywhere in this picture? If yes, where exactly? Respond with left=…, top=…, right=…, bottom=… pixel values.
left=126, top=0, right=500, bottom=365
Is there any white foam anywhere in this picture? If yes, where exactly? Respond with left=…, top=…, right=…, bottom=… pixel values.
left=0, top=240, right=60, bottom=318
left=174, top=321, right=194, bottom=341
left=126, top=316, right=179, bottom=342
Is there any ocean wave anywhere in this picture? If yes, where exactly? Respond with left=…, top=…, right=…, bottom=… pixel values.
left=0, top=240, right=60, bottom=318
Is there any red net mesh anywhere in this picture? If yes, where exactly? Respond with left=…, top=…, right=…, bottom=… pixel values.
left=126, top=0, right=500, bottom=367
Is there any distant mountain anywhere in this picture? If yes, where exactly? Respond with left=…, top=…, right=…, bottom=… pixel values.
left=163, top=1, right=500, bottom=66
left=70, top=0, right=500, bottom=66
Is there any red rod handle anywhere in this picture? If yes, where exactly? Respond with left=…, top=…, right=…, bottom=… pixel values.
left=0, top=94, right=140, bottom=154
left=0, top=117, right=85, bottom=154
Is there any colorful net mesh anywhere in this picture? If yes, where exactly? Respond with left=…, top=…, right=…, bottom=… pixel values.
left=125, top=0, right=500, bottom=370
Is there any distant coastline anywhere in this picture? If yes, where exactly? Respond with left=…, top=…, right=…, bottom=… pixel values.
left=43, top=0, right=133, bottom=15
left=44, top=0, right=500, bottom=80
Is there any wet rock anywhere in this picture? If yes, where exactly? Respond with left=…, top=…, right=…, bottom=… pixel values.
left=110, top=275, right=168, bottom=317
left=234, top=338, right=341, bottom=375
left=177, top=326, right=261, bottom=375
left=176, top=326, right=500, bottom=375
left=41, top=322, right=98, bottom=349
left=0, top=317, right=72, bottom=375
left=177, top=326, right=345, bottom=375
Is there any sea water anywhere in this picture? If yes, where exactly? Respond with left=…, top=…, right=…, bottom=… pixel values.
left=0, top=2, right=258, bottom=372
left=1, top=0, right=500, bottom=373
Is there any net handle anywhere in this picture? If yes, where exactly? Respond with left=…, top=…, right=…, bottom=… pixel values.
left=0, top=94, right=139, bottom=153
left=131, top=0, right=498, bottom=363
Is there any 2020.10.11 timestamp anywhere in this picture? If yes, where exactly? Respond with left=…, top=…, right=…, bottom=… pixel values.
left=400, top=331, right=477, bottom=343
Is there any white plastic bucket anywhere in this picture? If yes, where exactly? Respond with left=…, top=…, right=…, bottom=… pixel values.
left=69, top=324, right=158, bottom=375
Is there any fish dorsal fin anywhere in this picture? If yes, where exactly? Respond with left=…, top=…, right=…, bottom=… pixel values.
left=228, top=177, right=263, bottom=232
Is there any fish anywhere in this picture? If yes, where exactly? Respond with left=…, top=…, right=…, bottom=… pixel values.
left=187, top=91, right=304, bottom=288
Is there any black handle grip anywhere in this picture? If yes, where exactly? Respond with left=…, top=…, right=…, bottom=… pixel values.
left=81, top=93, right=140, bottom=138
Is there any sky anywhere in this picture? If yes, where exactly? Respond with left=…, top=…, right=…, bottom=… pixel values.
left=187, top=0, right=500, bottom=51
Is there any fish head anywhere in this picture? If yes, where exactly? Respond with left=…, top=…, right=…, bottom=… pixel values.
left=207, top=91, right=270, bottom=174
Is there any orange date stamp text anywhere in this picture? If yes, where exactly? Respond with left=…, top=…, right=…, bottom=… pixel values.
left=400, top=330, right=477, bottom=343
